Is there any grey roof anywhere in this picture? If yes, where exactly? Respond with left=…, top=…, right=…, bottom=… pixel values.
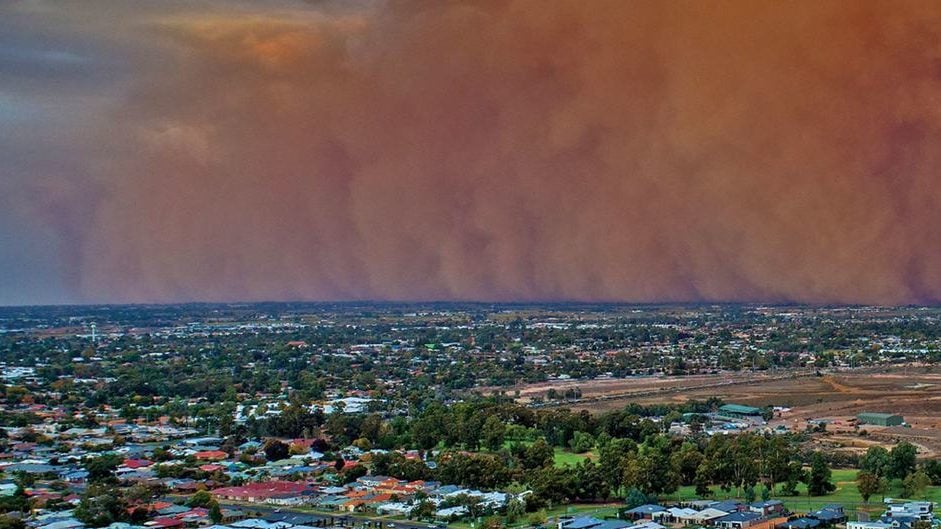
left=751, top=500, right=783, bottom=508
left=562, top=517, right=604, bottom=529
left=593, top=521, right=632, bottom=529
left=712, top=501, right=745, bottom=512
left=780, top=519, right=821, bottom=529
left=717, top=512, right=762, bottom=523
left=38, top=520, right=85, bottom=529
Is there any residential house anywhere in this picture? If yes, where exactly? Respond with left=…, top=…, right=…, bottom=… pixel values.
left=779, top=519, right=821, bottom=529
left=750, top=501, right=784, bottom=517
left=714, top=511, right=763, bottom=529
left=625, top=505, right=668, bottom=521
left=808, top=506, right=846, bottom=526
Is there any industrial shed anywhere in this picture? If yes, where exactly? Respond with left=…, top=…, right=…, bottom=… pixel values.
left=856, top=412, right=904, bottom=426
left=718, top=404, right=763, bottom=419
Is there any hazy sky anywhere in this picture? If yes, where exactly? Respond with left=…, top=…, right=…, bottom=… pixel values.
left=3, top=0, right=941, bottom=306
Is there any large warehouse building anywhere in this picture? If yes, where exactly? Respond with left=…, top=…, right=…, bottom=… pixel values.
left=856, top=412, right=904, bottom=426
left=718, top=404, right=764, bottom=419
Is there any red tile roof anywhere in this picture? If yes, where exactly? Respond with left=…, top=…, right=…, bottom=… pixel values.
left=124, top=459, right=154, bottom=469
left=195, top=450, right=227, bottom=461
left=212, top=481, right=310, bottom=500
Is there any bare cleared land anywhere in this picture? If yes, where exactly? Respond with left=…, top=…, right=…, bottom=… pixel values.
left=503, top=366, right=941, bottom=455
left=504, top=369, right=816, bottom=407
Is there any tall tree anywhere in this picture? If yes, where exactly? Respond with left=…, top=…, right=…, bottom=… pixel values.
left=856, top=470, right=885, bottom=503
left=903, top=470, right=931, bottom=498
left=890, top=442, right=918, bottom=480
left=75, top=485, right=129, bottom=527
left=84, top=454, right=123, bottom=484
left=806, top=452, right=836, bottom=496
left=262, top=439, right=289, bottom=461
left=522, top=438, right=554, bottom=470
left=481, top=415, right=507, bottom=452
left=860, top=447, right=891, bottom=477
left=598, top=438, right=636, bottom=492
left=208, top=502, right=223, bottom=524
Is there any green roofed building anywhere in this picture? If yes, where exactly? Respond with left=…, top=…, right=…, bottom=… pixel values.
left=857, top=412, right=903, bottom=426
left=718, top=403, right=763, bottom=418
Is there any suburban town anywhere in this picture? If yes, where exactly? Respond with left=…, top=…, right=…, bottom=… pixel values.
left=0, top=304, right=939, bottom=529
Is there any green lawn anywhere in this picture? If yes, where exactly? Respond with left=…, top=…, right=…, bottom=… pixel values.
left=552, top=447, right=595, bottom=467
left=669, top=468, right=941, bottom=514
left=294, top=465, right=941, bottom=529
left=499, top=440, right=595, bottom=468
left=450, top=503, right=622, bottom=529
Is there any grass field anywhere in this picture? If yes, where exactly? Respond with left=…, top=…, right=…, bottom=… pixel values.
left=449, top=503, right=622, bottom=529
left=552, top=447, right=595, bottom=467
left=286, top=466, right=941, bottom=529
left=669, top=469, right=941, bottom=513
left=500, top=440, right=595, bottom=468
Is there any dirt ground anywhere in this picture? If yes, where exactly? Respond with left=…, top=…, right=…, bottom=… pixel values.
left=504, top=370, right=815, bottom=406
left=505, top=365, right=941, bottom=456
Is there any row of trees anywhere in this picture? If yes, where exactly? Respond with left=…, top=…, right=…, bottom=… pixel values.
left=370, top=431, right=836, bottom=509
left=856, top=443, right=936, bottom=502
left=239, top=398, right=725, bottom=451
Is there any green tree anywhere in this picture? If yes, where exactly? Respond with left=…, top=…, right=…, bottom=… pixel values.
left=922, top=460, right=941, bottom=485
left=84, top=454, right=123, bottom=483
left=0, top=483, right=28, bottom=514
left=856, top=470, right=885, bottom=503
left=762, top=436, right=795, bottom=494
left=569, top=431, right=594, bottom=454
left=481, top=416, right=506, bottom=452
left=481, top=516, right=504, bottom=529
left=903, top=470, right=931, bottom=499
left=209, top=502, right=223, bottom=524
left=744, top=484, right=756, bottom=503
left=0, top=516, right=25, bottom=529
left=598, top=438, right=636, bottom=492
left=505, top=498, right=526, bottom=524
left=341, top=464, right=368, bottom=484
left=890, top=442, right=918, bottom=480
left=806, top=453, right=835, bottom=496
left=187, top=490, right=214, bottom=508
left=694, top=461, right=713, bottom=498
left=411, top=404, right=449, bottom=450
left=527, top=510, right=548, bottom=526
left=760, top=486, right=771, bottom=502
left=622, top=443, right=679, bottom=495
left=624, top=488, right=651, bottom=509
left=529, top=466, right=574, bottom=505
left=411, top=500, right=435, bottom=521
left=672, top=442, right=704, bottom=485
left=262, top=439, right=289, bottom=462
left=523, top=438, right=555, bottom=470
left=75, top=485, right=128, bottom=527
left=781, top=461, right=805, bottom=496
left=572, top=460, right=610, bottom=501
left=860, top=446, right=891, bottom=478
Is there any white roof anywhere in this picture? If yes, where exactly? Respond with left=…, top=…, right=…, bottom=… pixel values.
left=667, top=508, right=699, bottom=518
left=39, top=521, right=85, bottom=529
left=631, top=522, right=665, bottom=529
left=230, top=521, right=291, bottom=529
left=436, top=506, right=468, bottom=517
left=691, top=508, right=729, bottom=521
